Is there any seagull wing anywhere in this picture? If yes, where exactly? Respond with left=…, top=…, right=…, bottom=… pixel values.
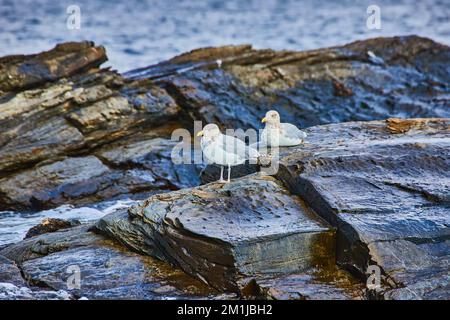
left=220, top=134, right=259, bottom=162
left=281, top=123, right=307, bottom=140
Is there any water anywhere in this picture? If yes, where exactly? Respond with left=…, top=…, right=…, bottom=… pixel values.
left=0, top=0, right=449, bottom=245
left=0, top=199, right=139, bottom=246
left=0, top=0, right=448, bottom=72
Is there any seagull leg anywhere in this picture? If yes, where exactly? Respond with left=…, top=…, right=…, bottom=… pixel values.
left=227, top=164, right=231, bottom=182
left=218, top=166, right=226, bottom=183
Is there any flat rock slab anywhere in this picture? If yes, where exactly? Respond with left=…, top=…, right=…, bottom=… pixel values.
left=98, top=174, right=335, bottom=292
left=0, top=224, right=217, bottom=300
left=0, top=41, right=107, bottom=93
left=276, top=119, right=450, bottom=299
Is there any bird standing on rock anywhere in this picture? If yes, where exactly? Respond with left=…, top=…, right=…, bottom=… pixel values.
left=261, top=110, right=307, bottom=147
left=197, top=124, right=259, bottom=183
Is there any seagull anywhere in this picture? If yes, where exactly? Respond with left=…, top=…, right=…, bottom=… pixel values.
left=260, top=110, right=307, bottom=147
left=197, top=124, right=259, bottom=183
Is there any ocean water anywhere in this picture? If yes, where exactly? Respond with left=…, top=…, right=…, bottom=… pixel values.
left=0, top=0, right=449, bottom=72
left=0, top=0, right=449, bottom=245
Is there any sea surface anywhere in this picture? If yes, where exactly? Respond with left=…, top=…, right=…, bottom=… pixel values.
left=0, top=0, right=449, bottom=72
left=0, top=0, right=449, bottom=245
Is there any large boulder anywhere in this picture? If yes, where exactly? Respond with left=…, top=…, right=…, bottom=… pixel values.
left=96, top=174, right=365, bottom=296
left=275, top=118, right=450, bottom=299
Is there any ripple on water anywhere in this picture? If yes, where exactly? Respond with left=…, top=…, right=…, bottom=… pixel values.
left=0, top=0, right=448, bottom=72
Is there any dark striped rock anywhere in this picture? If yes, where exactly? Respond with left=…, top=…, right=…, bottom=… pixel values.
left=1, top=36, right=449, bottom=211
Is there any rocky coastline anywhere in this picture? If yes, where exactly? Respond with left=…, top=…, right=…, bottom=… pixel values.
left=0, top=36, right=448, bottom=300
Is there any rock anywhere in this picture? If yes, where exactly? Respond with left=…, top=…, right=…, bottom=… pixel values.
left=0, top=42, right=181, bottom=210
left=199, top=164, right=259, bottom=184
left=0, top=239, right=75, bottom=300
left=275, top=119, right=450, bottom=299
left=0, top=41, right=107, bottom=93
left=0, top=37, right=449, bottom=300
left=244, top=266, right=364, bottom=300
left=25, top=218, right=80, bottom=239
left=0, top=283, right=73, bottom=300
left=0, top=156, right=161, bottom=210
left=0, top=255, right=26, bottom=286
left=386, top=117, right=448, bottom=134
left=0, top=224, right=218, bottom=299
left=1, top=36, right=449, bottom=211
left=0, top=70, right=179, bottom=175
left=130, top=36, right=450, bottom=131
left=97, top=174, right=338, bottom=292
left=96, top=135, right=202, bottom=189
left=97, top=118, right=449, bottom=299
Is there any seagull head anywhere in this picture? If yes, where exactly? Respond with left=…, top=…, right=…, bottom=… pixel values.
left=262, top=110, right=281, bottom=127
left=197, top=123, right=221, bottom=142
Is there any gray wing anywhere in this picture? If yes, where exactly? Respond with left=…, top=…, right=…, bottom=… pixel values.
left=281, top=123, right=307, bottom=140
left=220, top=134, right=259, bottom=160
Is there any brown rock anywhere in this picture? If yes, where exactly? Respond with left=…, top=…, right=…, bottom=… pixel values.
left=25, top=218, right=79, bottom=239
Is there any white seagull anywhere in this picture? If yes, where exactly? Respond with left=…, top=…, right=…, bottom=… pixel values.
left=197, top=124, right=259, bottom=183
left=260, top=110, right=307, bottom=147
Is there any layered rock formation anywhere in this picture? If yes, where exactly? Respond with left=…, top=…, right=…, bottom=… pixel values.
left=0, top=36, right=449, bottom=300
left=97, top=119, right=449, bottom=299
left=0, top=224, right=217, bottom=299
left=1, top=36, right=449, bottom=210
left=97, top=175, right=336, bottom=291
left=276, top=118, right=450, bottom=299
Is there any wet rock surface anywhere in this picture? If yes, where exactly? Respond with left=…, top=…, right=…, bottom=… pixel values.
left=0, top=37, right=449, bottom=300
left=130, top=36, right=450, bottom=131
left=245, top=267, right=364, bottom=300
left=97, top=174, right=357, bottom=295
left=24, top=218, right=79, bottom=239
left=275, top=119, right=450, bottom=299
left=1, top=36, right=449, bottom=210
left=0, top=254, right=26, bottom=286
left=0, top=224, right=218, bottom=300
left=98, top=119, right=449, bottom=299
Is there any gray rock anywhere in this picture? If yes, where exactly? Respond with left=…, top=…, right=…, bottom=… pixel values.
left=0, top=224, right=217, bottom=300
left=130, top=36, right=450, bottom=131
left=97, top=174, right=336, bottom=292
left=1, top=36, right=449, bottom=211
left=0, top=41, right=107, bottom=93
left=25, top=218, right=80, bottom=239
left=275, top=118, right=450, bottom=299
left=244, top=266, right=365, bottom=300
left=0, top=283, right=73, bottom=300
left=0, top=254, right=26, bottom=286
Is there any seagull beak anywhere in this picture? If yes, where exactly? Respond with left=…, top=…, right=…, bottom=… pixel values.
left=197, top=130, right=204, bottom=137
left=261, top=117, right=267, bottom=123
